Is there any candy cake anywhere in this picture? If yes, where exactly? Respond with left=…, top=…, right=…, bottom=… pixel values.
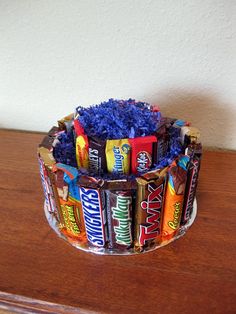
left=38, top=99, right=202, bottom=254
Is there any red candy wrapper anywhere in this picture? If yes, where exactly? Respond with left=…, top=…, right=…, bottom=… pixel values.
left=130, top=136, right=157, bottom=174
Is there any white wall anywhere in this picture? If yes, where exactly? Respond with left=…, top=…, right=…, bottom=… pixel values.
left=0, top=0, right=235, bottom=149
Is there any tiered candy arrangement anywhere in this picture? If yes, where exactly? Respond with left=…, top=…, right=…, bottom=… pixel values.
left=38, top=99, right=202, bottom=254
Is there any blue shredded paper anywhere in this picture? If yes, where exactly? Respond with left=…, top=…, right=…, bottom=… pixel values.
left=53, top=99, right=185, bottom=176
left=53, top=129, right=77, bottom=167
left=76, top=98, right=161, bottom=140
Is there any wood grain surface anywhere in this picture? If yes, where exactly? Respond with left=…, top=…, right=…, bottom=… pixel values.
left=0, top=129, right=236, bottom=314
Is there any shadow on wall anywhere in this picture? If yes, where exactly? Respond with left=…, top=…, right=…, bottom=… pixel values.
left=152, top=89, right=233, bottom=150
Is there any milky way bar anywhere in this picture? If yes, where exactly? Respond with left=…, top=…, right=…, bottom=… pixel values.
left=106, top=190, right=133, bottom=249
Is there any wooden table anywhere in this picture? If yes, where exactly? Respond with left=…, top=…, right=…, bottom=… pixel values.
left=0, top=130, right=236, bottom=314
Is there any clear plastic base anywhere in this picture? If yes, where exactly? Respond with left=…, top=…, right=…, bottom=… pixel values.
left=44, top=200, right=197, bottom=255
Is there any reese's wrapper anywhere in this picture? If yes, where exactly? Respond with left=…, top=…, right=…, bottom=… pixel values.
left=88, top=137, right=107, bottom=175
left=130, top=136, right=157, bottom=174
left=134, top=168, right=167, bottom=252
left=161, top=155, right=190, bottom=241
left=106, top=139, right=131, bottom=174
left=181, top=143, right=202, bottom=225
left=80, top=186, right=108, bottom=247
left=52, top=163, right=87, bottom=241
left=106, top=190, right=133, bottom=249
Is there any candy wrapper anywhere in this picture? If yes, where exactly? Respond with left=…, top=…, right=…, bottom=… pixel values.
left=80, top=185, right=108, bottom=247
left=129, top=136, right=157, bottom=174
left=88, top=137, right=107, bottom=175
left=52, top=163, right=87, bottom=242
left=181, top=143, right=202, bottom=225
left=106, top=139, right=131, bottom=175
left=74, top=119, right=89, bottom=170
left=180, top=126, right=200, bottom=148
left=134, top=168, right=167, bottom=252
left=106, top=190, right=133, bottom=250
left=161, top=155, right=190, bottom=241
left=58, top=113, right=73, bottom=131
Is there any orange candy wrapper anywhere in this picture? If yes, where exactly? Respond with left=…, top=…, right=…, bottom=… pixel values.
left=60, top=197, right=86, bottom=242
left=53, top=163, right=87, bottom=243
left=161, top=155, right=190, bottom=241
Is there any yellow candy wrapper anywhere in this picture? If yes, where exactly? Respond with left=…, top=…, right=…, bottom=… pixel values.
left=106, top=139, right=131, bottom=174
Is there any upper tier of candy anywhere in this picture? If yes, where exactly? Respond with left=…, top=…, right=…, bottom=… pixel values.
left=51, top=98, right=200, bottom=178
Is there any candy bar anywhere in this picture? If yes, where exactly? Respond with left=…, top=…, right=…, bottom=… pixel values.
left=130, top=136, right=157, bottom=174
left=106, top=190, right=133, bottom=249
left=181, top=143, right=202, bottom=225
left=52, top=163, right=86, bottom=240
left=80, top=187, right=107, bottom=247
left=88, top=137, right=107, bottom=175
left=134, top=168, right=167, bottom=252
left=161, top=155, right=189, bottom=240
left=106, top=139, right=131, bottom=174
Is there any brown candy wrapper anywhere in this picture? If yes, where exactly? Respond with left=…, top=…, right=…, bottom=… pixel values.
left=88, top=137, right=107, bottom=175
left=58, top=113, right=73, bottom=131
left=181, top=143, right=202, bottom=225
left=106, top=190, right=133, bottom=249
left=134, top=168, right=167, bottom=252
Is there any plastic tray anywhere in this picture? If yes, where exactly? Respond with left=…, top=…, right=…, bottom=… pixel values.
left=44, top=199, right=197, bottom=255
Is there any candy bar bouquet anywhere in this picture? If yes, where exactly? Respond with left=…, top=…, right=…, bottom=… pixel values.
left=38, top=99, right=201, bottom=255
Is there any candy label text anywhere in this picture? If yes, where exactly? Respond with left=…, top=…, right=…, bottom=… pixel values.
left=112, top=195, right=132, bottom=246
left=168, top=202, right=181, bottom=230
left=80, top=187, right=105, bottom=246
left=184, top=159, right=199, bottom=221
left=89, top=148, right=99, bottom=172
left=136, top=151, right=151, bottom=172
left=112, top=146, right=124, bottom=173
left=139, top=182, right=163, bottom=246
